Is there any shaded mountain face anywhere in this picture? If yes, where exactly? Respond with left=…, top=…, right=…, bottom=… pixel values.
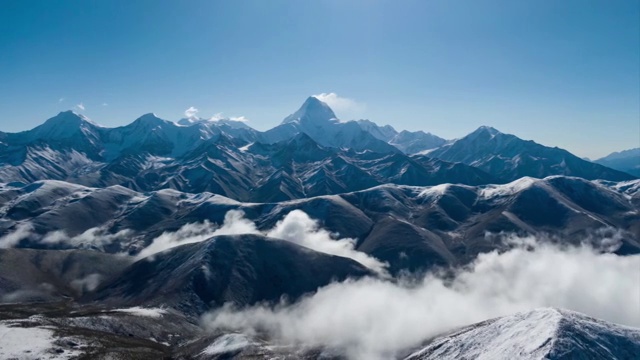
left=428, top=126, right=636, bottom=182
left=0, top=248, right=133, bottom=303
left=88, top=235, right=372, bottom=315
left=595, top=148, right=640, bottom=177
left=405, top=308, right=640, bottom=360
left=2, top=176, right=638, bottom=275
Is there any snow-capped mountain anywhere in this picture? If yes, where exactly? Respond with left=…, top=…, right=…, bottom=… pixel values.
left=262, top=96, right=400, bottom=153
left=427, top=126, right=636, bottom=182
left=595, top=148, right=640, bottom=177
left=1, top=99, right=635, bottom=200
left=405, top=308, right=640, bottom=360
left=0, top=119, right=497, bottom=201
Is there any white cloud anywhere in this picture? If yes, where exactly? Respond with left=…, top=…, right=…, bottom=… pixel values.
left=70, top=273, right=102, bottom=294
left=203, top=239, right=640, bottom=360
left=210, top=113, right=250, bottom=122
left=266, top=210, right=387, bottom=275
left=313, top=92, right=366, bottom=120
left=58, top=98, right=64, bottom=103
left=102, top=102, right=108, bottom=107
left=184, top=106, right=199, bottom=118
left=135, top=210, right=259, bottom=260
left=0, top=223, right=34, bottom=248
left=42, top=227, right=132, bottom=250
left=229, top=116, right=249, bottom=122
left=75, top=103, right=85, bottom=111
left=136, top=210, right=385, bottom=274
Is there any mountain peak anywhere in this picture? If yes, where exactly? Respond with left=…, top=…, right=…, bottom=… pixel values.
left=281, top=96, right=338, bottom=125
left=132, top=113, right=171, bottom=128
left=472, top=125, right=501, bottom=136
left=29, top=111, right=99, bottom=140
left=46, top=110, right=95, bottom=126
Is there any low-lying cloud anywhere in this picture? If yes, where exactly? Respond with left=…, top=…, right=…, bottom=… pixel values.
left=136, top=210, right=258, bottom=260
left=202, top=239, right=640, bottom=360
left=42, top=227, right=133, bottom=251
left=265, top=210, right=387, bottom=274
left=137, top=210, right=387, bottom=274
left=0, top=223, right=34, bottom=248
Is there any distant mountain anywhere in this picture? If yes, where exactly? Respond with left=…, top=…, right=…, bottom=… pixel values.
left=0, top=101, right=635, bottom=201
left=405, top=308, right=640, bottom=360
left=595, top=148, right=640, bottom=177
left=356, top=119, right=398, bottom=141
left=389, top=130, right=447, bottom=154
left=355, top=119, right=447, bottom=154
left=427, top=126, right=636, bottom=182
left=0, top=115, right=496, bottom=201
left=2, top=176, right=638, bottom=275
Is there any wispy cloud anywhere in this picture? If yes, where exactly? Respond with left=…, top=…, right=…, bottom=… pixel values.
left=58, top=98, right=64, bottom=103
left=184, top=106, right=198, bottom=118
left=75, top=103, right=85, bottom=111
left=102, top=102, right=108, bottom=107
left=313, top=92, right=366, bottom=120
left=0, top=223, right=34, bottom=248
left=136, top=210, right=385, bottom=274
left=229, top=116, right=249, bottom=122
left=210, top=112, right=249, bottom=122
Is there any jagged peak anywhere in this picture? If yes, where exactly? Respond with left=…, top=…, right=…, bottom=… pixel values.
left=281, top=96, right=338, bottom=124
left=44, top=110, right=97, bottom=127
left=28, top=110, right=100, bottom=140
left=472, top=125, right=502, bottom=136
left=131, top=113, right=173, bottom=128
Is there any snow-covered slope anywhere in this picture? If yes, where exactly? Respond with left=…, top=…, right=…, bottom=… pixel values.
left=406, top=308, right=640, bottom=360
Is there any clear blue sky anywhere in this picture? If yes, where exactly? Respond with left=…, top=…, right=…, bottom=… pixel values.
left=1, top=0, right=638, bottom=159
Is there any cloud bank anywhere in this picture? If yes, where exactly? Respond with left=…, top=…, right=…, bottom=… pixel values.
left=202, top=240, right=640, bottom=360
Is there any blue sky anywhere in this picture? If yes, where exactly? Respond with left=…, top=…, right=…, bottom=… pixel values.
left=0, top=0, right=638, bottom=159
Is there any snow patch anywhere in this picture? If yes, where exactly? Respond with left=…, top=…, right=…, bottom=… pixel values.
left=0, top=323, right=82, bottom=359
left=479, top=177, right=537, bottom=199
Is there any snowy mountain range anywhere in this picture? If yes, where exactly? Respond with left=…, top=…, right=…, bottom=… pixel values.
left=0, top=97, right=638, bottom=359
left=0, top=97, right=634, bottom=204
